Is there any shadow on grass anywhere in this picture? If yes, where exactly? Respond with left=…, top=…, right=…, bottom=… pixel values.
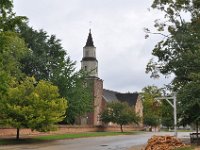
left=0, top=131, right=142, bottom=146
left=0, top=138, right=50, bottom=145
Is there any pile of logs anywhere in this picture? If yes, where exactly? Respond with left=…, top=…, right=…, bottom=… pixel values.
left=144, top=135, right=188, bottom=150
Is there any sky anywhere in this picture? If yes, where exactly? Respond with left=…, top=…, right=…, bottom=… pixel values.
left=13, top=0, right=172, bottom=92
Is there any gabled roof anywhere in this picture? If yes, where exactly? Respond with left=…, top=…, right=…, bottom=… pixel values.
left=103, top=89, right=139, bottom=106
left=85, top=29, right=94, bottom=47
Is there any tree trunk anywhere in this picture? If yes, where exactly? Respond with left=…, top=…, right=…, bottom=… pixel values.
left=16, top=128, right=20, bottom=140
left=120, top=124, right=123, bottom=132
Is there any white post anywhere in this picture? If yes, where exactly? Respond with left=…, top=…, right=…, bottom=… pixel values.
left=173, top=93, right=177, bottom=137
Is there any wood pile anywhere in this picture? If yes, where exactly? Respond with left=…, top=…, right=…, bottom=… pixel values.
left=144, top=135, right=188, bottom=150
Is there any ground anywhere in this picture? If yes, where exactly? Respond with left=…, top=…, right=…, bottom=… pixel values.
left=0, top=132, right=193, bottom=150
left=129, top=144, right=145, bottom=150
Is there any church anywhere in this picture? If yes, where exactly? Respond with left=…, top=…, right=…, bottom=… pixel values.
left=80, top=30, right=143, bottom=126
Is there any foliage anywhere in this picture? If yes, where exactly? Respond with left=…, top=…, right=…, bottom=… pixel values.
left=144, top=114, right=161, bottom=128
left=0, top=31, right=27, bottom=121
left=18, top=24, right=93, bottom=124
left=0, top=31, right=28, bottom=79
left=19, top=24, right=69, bottom=81
left=177, top=82, right=200, bottom=132
left=61, top=71, right=93, bottom=124
left=146, top=0, right=200, bottom=87
left=100, top=102, right=140, bottom=132
left=0, top=71, right=10, bottom=97
left=1, top=0, right=92, bottom=127
left=0, top=77, right=67, bottom=139
left=0, top=0, right=28, bottom=107
left=161, top=100, right=174, bottom=129
left=0, top=0, right=27, bottom=32
left=141, top=86, right=162, bottom=128
left=146, top=0, right=200, bottom=136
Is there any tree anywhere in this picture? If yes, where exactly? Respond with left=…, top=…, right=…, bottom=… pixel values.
left=0, top=0, right=27, bottom=32
left=141, top=86, right=162, bottom=130
left=19, top=24, right=69, bottom=81
left=0, top=77, right=67, bottom=140
left=1, top=0, right=92, bottom=126
left=0, top=0, right=28, bottom=99
left=146, top=0, right=200, bottom=87
left=0, top=32, right=28, bottom=116
left=18, top=24, right=93, bottom=124
left=177, top=82, right=200, bottom=134
left=0, top=31, right=28, bottom=79
left=60, top=71, right=93, bottom=124
left=100, top=102, right=140, bottom=132
left=145, top=0, right=200, bottom=136
left=161, top=100, right=174, bottom=130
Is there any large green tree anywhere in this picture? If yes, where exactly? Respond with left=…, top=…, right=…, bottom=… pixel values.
left=0, top=31, right=28, bottom=113
left=0, top=77, right=67, bottom=140
left=19, top=24, right=68, bottom=81
left=141, top=86, right=162, bottom=130
left=1, top=0, right=92, bottom=126
left=18, top=24, right=93, bottom=124
left=100, top=102, right=140, bottom=132
left=146, top=0, right=200, bottom=87
left=0, top=0, right=28, bottom=101
left=145, top=0, right=200, bottom=135
left=177, top=82, right=200, bottom=134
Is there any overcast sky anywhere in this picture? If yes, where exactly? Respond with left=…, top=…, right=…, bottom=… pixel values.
left=13, top=0, right=172, bottom=92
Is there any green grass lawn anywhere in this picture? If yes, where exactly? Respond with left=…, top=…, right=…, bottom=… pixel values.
left=36, top=131, right=138, bottom=140
left=0, top=131, right=140, bottom=145
left=175, top=146, right=195, bottom=150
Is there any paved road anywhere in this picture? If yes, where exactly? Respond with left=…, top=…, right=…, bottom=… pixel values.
left=0, top=132, right=190, bottom=150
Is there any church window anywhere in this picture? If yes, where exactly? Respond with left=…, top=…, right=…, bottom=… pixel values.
left=84, top=66, right=87, bottom=71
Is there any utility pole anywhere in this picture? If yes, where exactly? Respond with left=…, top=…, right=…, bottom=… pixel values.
left=156, top=93, right=177, bottom=137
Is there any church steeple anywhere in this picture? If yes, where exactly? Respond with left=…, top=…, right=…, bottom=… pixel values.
left=85, top=29, right=94, bottom=47
left=81, top=29, right=98, bottom=77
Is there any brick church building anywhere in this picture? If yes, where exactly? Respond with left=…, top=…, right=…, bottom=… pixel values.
left=80, top=30, right=143, bottom=126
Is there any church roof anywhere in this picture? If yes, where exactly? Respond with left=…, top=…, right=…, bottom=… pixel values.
left=103, top=89, right=139, bottom=106
left=85, top=29, right=94, bottom=47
